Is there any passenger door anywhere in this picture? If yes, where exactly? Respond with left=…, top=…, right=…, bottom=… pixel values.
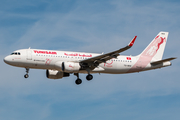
left=27, top=49, right=32, bottom=60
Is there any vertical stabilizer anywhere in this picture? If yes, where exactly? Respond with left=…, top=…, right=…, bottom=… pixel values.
left=139, top=32, right=168, bottom=61
left=127, top=32, right=169, bottom=73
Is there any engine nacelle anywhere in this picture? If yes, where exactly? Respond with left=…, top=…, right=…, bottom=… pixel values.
left=46, top=69, right=69, bottom=79
left=62, top=62, right=81, bottom=72
left=54, top=61, right=63, bottom=71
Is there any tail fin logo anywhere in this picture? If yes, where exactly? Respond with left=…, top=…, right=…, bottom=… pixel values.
left=144, top=35, right=166, bottom=57
left=127, top=32, right=168, bottom=73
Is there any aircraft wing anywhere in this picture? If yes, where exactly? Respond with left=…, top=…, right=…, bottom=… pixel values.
left=80, top=36, right=137, bottom=68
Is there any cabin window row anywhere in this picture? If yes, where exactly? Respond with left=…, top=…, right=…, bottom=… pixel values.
left=35, top=54, right=132, bottom=62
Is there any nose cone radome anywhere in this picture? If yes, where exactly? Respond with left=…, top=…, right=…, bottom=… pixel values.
left=4, top=56, right=11, bottom=64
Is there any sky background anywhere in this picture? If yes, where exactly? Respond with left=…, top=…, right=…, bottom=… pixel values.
left=0, top=0, right=180, bottom=120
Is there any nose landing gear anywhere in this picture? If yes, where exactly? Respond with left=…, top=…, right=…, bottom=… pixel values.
left=24, top=68, right=29, bottom=78
left=24, top=74, right=29, bottom=78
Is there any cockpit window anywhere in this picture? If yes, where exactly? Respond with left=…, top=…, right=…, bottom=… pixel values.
left=10, top=52, right=21, bottom=55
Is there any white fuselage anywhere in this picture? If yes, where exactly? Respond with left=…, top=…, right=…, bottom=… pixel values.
left=3, top=32, right=175, bottom=85
left=4, top=49, right=171, bottom=74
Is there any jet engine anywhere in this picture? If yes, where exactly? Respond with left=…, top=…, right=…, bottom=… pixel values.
left=46, top=69, right=69, bottom=79
left=62, top=62, right=81, bottom=72
left=54, top=61, right=63, bottom=71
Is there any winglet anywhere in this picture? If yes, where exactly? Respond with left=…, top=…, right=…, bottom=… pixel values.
left=128, top=36, right=137, bottom=47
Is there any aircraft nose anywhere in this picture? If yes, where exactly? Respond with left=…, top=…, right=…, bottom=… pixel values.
left=4, top=56, right=11, bottom=64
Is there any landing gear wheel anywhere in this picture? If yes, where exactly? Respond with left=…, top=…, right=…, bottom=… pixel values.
left=75, top=79, right=82, bottom=85
left=86, top=74, right=93, bottom=81
left=24, top=68, right=29, bottom=78
left=24, top=74, right=29, bottom=78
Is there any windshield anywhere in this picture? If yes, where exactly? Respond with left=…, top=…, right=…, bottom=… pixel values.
left=11, top=52, right=21, bottom=55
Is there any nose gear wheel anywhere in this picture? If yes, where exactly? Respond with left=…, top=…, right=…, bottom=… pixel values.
left=24, top=74, right=29, bottom=78
left=24, top=68, right=29, bottom=78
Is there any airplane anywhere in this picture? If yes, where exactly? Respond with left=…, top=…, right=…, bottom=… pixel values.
left=4, top=32, right=176, bottom=85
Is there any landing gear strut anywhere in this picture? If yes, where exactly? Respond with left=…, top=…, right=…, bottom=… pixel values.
left=74, top=73, right=82, bottom=85
left=24, top=68, right=29, bottom=78
left=86, top=68, right=93, bottom=81
left=73, top=70, right=93, bottom=85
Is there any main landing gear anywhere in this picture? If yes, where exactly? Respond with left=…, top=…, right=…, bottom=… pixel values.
left=74, top=73, right=82, bottom=85
left=74, top=73, right=93, bottom=85
left=86, top=68, right=93, bottom=81
left=86, top=74, right=93, bottom=81
left=24, top=68, right=29, bottom=78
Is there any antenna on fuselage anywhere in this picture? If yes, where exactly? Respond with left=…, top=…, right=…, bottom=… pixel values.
left=28, top=47, right=31, bottom=49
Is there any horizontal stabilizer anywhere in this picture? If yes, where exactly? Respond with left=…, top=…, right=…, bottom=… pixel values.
left=151, top=57, right=177, bottom=65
